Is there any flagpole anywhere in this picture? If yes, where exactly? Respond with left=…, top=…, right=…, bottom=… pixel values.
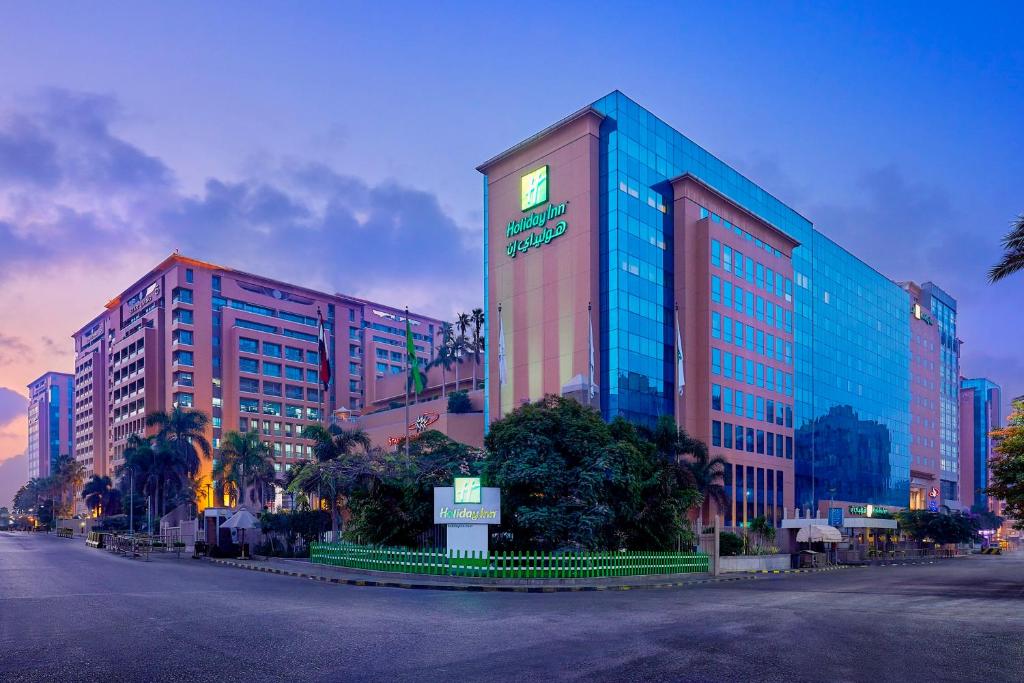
left=317, top=307, right=327, bottom=429
left=404, top=307, right=411, bottom=460
left=497, top=303, right=502, bottom=420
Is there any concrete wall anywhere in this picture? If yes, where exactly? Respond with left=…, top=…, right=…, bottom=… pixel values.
left=720, top=554, right=791, bottom=572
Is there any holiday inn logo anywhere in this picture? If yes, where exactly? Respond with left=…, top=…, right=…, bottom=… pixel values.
left=521, top=165, right=548, bottom=211
left=454, top=477, right=481, bottom=504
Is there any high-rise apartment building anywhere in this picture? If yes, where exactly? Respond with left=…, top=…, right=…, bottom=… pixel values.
left=26, top=372, right=75, bottom=479
left=71, top=253, right=441, bottom=506
left=960, top=377, right=1001, bottom=510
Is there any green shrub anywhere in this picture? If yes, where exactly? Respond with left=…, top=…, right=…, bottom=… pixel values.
left=447, top=390, right=472, bottom=414
left=719, top=531, right=744, bottom=556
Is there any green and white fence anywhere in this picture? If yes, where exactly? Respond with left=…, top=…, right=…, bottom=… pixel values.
left=310, top=542, right=709, bottom=578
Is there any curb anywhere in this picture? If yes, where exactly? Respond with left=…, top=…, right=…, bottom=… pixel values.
left=744, top=565, right=857, bottom=575
left=203, top=558, right=854, bottom=592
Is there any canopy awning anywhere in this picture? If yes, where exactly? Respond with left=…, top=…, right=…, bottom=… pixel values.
left=796, top=524, right=842, bottom=543
left=220, top=508, right=259, bottom=530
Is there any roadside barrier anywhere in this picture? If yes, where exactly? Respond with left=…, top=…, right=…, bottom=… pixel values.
left=980, top=547, right=1002, bottom=555
left=56, top=528, right=74, bottom=539
left=85, top=532, right=107, bottom=548
left=310, top=542, right=710, bottom=578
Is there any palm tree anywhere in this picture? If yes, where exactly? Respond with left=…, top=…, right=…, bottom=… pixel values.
left=301, top=423, right=371, bottom=463
left=470, top=307, right=484, bottom=390
left=455, top=312, right=471, bottom=390
left=749, top=515, right=776, bottom=553
left=652, top=416, right=728, bottom=523
left=81, top=475, right=115, bottom=517
left=216, top=430, right=276, bottom=509
left=146, top=407, right=213, bottom=515
left=53, top=454, right=85, bottom=518
left=989, top=213, right=1024, bottom=282
left=428, top=322, right=456, bottom=398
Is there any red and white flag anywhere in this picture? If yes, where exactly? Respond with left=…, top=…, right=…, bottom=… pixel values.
left=317, top=309, right=332, bottom=391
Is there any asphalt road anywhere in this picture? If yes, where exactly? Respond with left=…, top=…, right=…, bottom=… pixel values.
left=1, top=532, right=1022, bottom=683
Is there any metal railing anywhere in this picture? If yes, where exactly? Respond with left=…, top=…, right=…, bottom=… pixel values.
left=311, top=542, right=710, bottom=578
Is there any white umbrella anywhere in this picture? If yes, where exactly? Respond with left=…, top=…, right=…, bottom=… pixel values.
left=796, top=524, right=842, bottom=543
left=220, top=508, right=259, bottom=559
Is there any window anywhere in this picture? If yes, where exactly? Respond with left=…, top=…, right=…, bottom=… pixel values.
left=173, top=309, right=193, bottom=325
left=746, top=325, right=755, bottom=351
left=174, top=392, right=193, bottom=407
left=306, top=350, right=319, bottom=365
left=307, top=407, right=321, bottom=421
left=239, top=337, right=259, bottom=353
left=723, top=387, right=733, bottom=414
left=212, top=275, right=221, bottom=291
left=285, top=366, right=302, bottom=380
left=745, top=291, right=754, bottom=317
left=307, top=369, right=319, bottom=384
left=766, top=367, right=775, bottom=392
left=240, top=398, right=259, bottom=413
left=746, top=428, right=755, bottom=453
left=756, top=330, right=764, bottom=356
left=173, top=329, right=193, bottom=345
left=376, top=362, right=388, bottom=373
left=724, top=352, right=734, bottom=379
left=767, top=400, right=775, bottom=424
left=185, top=268, right=194, bottom=283
left=745, top=257, right=754, bottom=283
left=711, top=276, right=721, bottom=303
left=756, top=396, right=765, bottom=421
left=735, top=321, right=744, bottom=348
left=736, top=425, right=744, bottom=450
left=723, top=315, right=733, bottom=343
left=239, top=377, right=259, bottom=393
left=711, top=239, right=721, bottom=267
left=766, top=431, right=775, bottom=456
left=785, top=436, right=793, bottom=459
left=724, top=423, right=733, bottom=449
left=712, top=384, right=722, bottom=411
left=263, top=342, right=282, bottom=358
left=723, top=281, right=733, bottom=309
left=734, top=356, right=744, bottom=382
left=349, top=362, right=358, bottom=374
left=286, top=404, right=303, bottom=419
left=286, top=385, right=303, bottom=400
left=711, top=312, right=721, bottom=339
left=735, top=390, right=744, bottom=415
left=712, top=421, right=722, bottom=447
left=756, top=263, right=765, bottom=290
left=711, top=348, right=721, bottom=375
left=746, top=393, right=754, bottom=419
left=307, top=388, right=320, bottom=402
left=240, top=358, right=259, bottom=374
left=262, top=401, right=282, bottom=416
left=263, top=381, right=282, bottom=397
left=756, top=430, right=765, bottom=454
left=776, top=434, right=784, bottom=458
left=756, top=363, right=764, bottom=388
left=172, top=287, right=193, bottom=304
left=723, top=246, right=733, bottom=273
left=173, top=371, right=193, bottom=387
left=285, top=346, right=303, bottom=361
left=734, top=286, right=744, bottom=314
left=263, top=362, right=282, bottom=378
left=173, top=350, right=194, bottom=366
left=746, top=359, right=754, bottom=385
left=349, top=379, right=358, bottom=392
left=765, top=268, right=774, bottom=295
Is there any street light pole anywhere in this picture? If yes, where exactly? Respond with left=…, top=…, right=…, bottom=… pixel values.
left=129, top=471, right=134, bottom=536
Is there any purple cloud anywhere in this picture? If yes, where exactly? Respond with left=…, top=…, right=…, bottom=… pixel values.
left=0, top=388, right=27, bottom=426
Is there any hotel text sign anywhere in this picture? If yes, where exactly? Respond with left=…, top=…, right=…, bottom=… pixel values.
left=505, top=165, right=569, bottom=258
left=433, top=484, right=501, bottom=525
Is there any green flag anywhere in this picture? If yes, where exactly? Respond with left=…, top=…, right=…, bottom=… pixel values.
left=406, top=314, right=424, bottom=393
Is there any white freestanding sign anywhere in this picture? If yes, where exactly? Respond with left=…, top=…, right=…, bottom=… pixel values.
left=433, top=478, right=501, bottom=557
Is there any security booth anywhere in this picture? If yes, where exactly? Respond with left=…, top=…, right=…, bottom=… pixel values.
left=200, top=507, right=233, bottom=552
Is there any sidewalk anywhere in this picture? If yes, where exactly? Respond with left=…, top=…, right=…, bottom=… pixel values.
left=201, top=555, right=857, bottom=592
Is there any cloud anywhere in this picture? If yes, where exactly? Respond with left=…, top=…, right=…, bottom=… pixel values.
left=0, top=335, right=32, bottom=367
left=0, top=387, right=27, bottom=426
left=41, top=337, right=72, bottom=357
left=0, top=89, right=480, bottom=319
left=0, top=452, right=27, bottom=509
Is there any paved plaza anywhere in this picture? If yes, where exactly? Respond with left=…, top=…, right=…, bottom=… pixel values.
left=1, top=532, right=1021, bottom=682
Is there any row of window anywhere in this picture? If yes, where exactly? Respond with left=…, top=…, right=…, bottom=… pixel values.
left=711, top=275, right=793, bottom=327
left=704, top=207, right=786, bottom=260
left=239, top=377, right=320, bottom=402
left=721, top=462, right=785, bottom=528
left=710, top=238, right=792, bottom=302
left=238, top=357, right=322, bottom=383
left=239, top=398, right=320, bottom=420
left=239, top=337, right=319, bottom=364
left=711, top=292, right=793, bottom=340
left=712, top=420, right=793, bottom=459
left=711, top=384, right=793, bottom=427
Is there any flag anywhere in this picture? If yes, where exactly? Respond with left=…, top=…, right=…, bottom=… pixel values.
left=675, top=307, right=685, bottom=396
left=588, top=304, right=596, bottom=399
left=317, top=309, right=331, bottom=391
left=497, top=307, right=507, bottom=386
left=406, top=311, right=424, bottom=394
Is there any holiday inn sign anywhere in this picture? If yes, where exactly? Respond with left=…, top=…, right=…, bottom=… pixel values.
left=505, top=165, right=569, bottom=258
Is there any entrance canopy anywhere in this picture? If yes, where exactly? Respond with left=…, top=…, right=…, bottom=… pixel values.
left=796, top=525, right=842, bottom=543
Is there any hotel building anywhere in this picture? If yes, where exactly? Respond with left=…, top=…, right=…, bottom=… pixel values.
left=71, top=253, right=440, bottom=504
left=479, top=91, right=925, bottom=528
left=26, top=371, right=75, bottom=479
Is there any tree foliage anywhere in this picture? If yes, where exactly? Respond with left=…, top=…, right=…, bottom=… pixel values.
left=989, top=213, right=1024, bottom=282
left=897, top=510, right=980, bottom=544
left=988, top=400, right=1024, bottom=528
left=483, top=396, right=701, bottom=552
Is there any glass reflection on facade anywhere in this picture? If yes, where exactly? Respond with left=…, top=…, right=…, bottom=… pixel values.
left=961, top=377, right=1001, bottom=508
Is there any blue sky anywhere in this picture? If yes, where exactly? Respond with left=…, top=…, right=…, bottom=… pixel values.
left=0, top=2, right=1022, bottom=502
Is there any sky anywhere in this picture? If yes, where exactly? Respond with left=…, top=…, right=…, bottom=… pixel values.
left=1, top=2, right=1022, bottom=506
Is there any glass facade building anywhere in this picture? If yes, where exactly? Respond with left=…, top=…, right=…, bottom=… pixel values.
left=482, top=91, right=916, bottom=515
left=961, top=377, right=1001, bottom=509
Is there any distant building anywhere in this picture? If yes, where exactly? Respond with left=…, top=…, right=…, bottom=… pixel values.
left=960, top=377, right=1001, bottom=510
left=26, top=372, right=74, bottom=480
left=71, top=253, right=443, bottom=506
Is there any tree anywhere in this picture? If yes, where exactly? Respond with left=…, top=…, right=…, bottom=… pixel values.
left=988, top=213, right=1024, bottom=282
left=749, top=515, right=777, bottom=553
left=650, top=416, right=728, bottom=523
left=447, top=390, right=472, bottom=414
left=53, top=454, right=85, bottom=517
left=81, top=475, right=122, bottom=517
left=301, top=423, right=372, bottom=463
left=454, top=312, right=471, bottom=390
left=287, top=452, right=377, bottom=543
left=215, top=430, right=276, bottom=508
left=116, top=434, right=159, bottom=517
left=429, top=322, right=456, bottom=398
left=146, top=407, right=213, bottom=515
left=988, top=400, right=1024, bottom=528
left=897, top=510, right=979, bottom=545
left=470, top=307, right=484, bottom=390
left=483, top=395, right=701, bottom=551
